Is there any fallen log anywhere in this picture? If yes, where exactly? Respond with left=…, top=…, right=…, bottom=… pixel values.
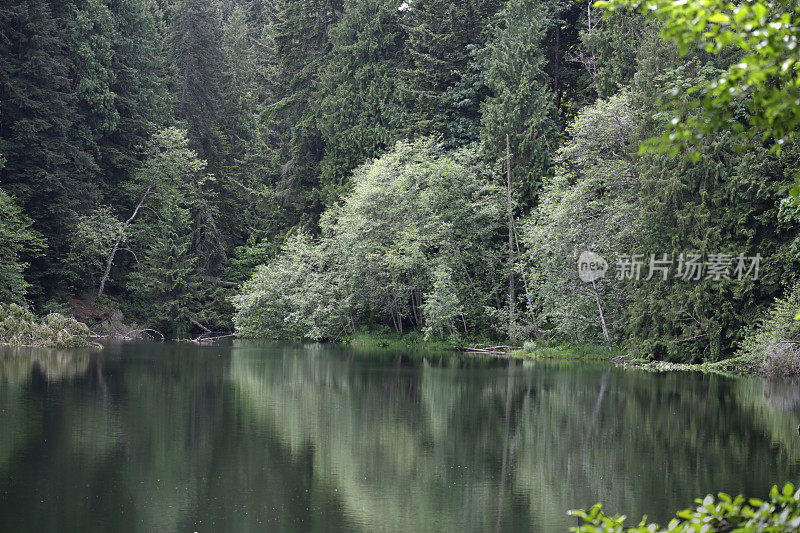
left=203, top=276, right=240, bottom=288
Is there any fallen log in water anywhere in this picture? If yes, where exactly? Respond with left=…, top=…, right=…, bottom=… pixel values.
left=461, top=344, right=522, bottom=356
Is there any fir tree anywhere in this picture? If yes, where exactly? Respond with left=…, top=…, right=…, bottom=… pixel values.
left=259, top=0, right=342, bottom=219
left=317, top=0, right=407, bottom=204
left=0, top=149, right=45, bottom=302
left=100, top=0, right=172, bottom=204
left=481, top=0, right=560, bottom=209
left=167, top=0, right=225, bottom=160
left=0, top=0, right=119, bottom=297
left=401, top=0, right=502, bottom=141
left=128, top=200, right=201, bottom=337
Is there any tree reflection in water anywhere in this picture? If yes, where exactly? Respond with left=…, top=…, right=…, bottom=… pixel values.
left=0, top=342, right=798, bottom=532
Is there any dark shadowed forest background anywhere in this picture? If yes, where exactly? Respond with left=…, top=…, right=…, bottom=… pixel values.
left=2, top=0, right=800, bottom=369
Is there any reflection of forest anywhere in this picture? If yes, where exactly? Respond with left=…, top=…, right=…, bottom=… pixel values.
left=0, top=343, right=799, bottom=532
left=0, top=347, right=92, bottom=474
left=229, top=346, right=800, bottom=531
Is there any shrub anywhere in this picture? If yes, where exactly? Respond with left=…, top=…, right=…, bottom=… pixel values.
left=570, top=482, right=800, bottom=532
left=737, top=283, right=800, bottom=376
left=0, top=303, right=96, bottom=349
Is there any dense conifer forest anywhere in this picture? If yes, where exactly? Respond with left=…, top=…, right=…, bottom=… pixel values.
left=2, top=0, right=800, bottom=369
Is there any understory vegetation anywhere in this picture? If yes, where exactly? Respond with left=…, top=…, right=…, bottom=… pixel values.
left=0, top=0, right=799, bottom=373
left=571, top=483, right=800, bottom=532
left=0, top=303, right=95, bottom=349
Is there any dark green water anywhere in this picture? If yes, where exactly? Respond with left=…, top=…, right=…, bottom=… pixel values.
left=1, top=341, right=799, bottom=532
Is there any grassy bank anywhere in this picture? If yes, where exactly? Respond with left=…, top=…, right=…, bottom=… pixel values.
left=512, top=340, right=621, bottom=361
left=605, top=353, right=765, bottom=377
left=345, top=330, right=460, bottom=351
left=345, top=332, right=623, bottom=362
left=515, top=340, right=769, bottom=377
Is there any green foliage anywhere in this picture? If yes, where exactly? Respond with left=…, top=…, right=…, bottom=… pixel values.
left=118, top=127, right=230, bottom=335
left=0, top=0, right=797, bottom=357
left=579, top=7, right=644, bottom=98
left=102, top=0, right=171, bottom=199
left=167, top=0, right=224, bottom=154
left=0, top=303, right=94, bottom=348
left=231, top=232, right=345, bottom=340
left=401, top=0, right=503, bottom=142
left=481, top=0, right=560, bottom=208
left=233, top=138, right=505, bottom=340
left=317, top=0, right=407, bottom=204
left=224, top=234, right=281, bottom=284
left=521, top=92, right=640, bottom=345
left=255, top=0, right=343, bottom=219
left=597, top=0, right=800, bottom=162
left=128, top=200, right=202, bottom=338
left=522, top=60, right=799, bottom=361
left=570, top=482, right=800, bottom=532
left=0, top=187, right=45, bottom=303
left=421, top=264, right=464, bottom=340
left=322, top=137, right=505, bottom=335
left=63, top=205, right=124, bottom=291
left=737, top=283, right=800, bottom=376
left=0, top=0, right=170, bottom=300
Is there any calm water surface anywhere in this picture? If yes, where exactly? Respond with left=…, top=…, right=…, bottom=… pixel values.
left=1, top=341, right=799, bottom=532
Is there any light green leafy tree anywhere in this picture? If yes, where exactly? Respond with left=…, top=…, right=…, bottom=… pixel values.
left=521, top=92, right=640, bottom=345
left=232, top=137, right=505, bottom=340
left=596, top=0, right=800, bottom=161
left=0, top=187, right=45, bottom=303
left=63, top=205, right=124, bottom=291
left=421, top=264, right=464, bottom=340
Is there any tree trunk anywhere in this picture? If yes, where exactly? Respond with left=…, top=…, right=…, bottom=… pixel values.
left=506, top=133, right=516, bottom=343
left=179, top=46, right=191, bottom=121
left=591, top=279, right=612, bottom=349
left=97, top=180, right=154, bottom=298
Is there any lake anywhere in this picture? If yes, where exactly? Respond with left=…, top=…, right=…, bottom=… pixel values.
left=0, top=341, right=799, bottom=532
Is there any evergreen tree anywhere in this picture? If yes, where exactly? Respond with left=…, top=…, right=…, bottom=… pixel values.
left=0, top=0, right=120, bottom=298
left=317, top=0, right=407, bottom=204
left=481, top=0, right=560, bottom=209
left=167, top=0, right=225, bottom=161
left=212, top=4, right=267, bottom=248
left=0, top=148, right=45, bottom=302
left=259, top=0, right=342, bottom=220
left=128, top=199, right=202, bottom=337
left=577, top=6, right=644, bottom=99
left=401, top=0, right=502, bottom=142
left=100, top=0, right=172, bottom=204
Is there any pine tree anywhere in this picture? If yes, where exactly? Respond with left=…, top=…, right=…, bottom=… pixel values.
left=317, top=0, right=407, bottom=204
left=259, top=0, right=342, bottom=219
left=401, top=0, right=502, bottom=142
left=481, top=0, right=560, bottom=209
left=128, top=200, right=201, bottom=337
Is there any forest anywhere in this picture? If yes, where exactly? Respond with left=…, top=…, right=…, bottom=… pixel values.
left=2, top=0, right=800, bottom=369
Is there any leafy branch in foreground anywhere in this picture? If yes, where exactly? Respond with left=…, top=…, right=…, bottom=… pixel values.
left=570, top=482, right=800, bottom=532
left=596, top=0, right=800, bottom=163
